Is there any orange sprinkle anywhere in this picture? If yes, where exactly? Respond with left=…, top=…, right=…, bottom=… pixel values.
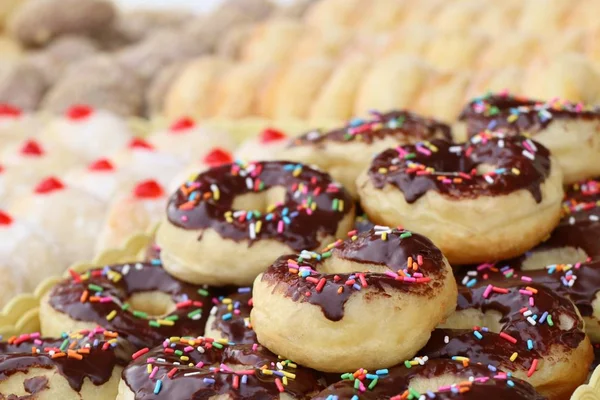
left=525, top=286, right=538, bottom=294
left=80, top=290, right=89, bottom=303
left=77, top=348, right=90, bottom=354
left=67, top=350, right=83, bottom=360
left=51, top=352, right=66, bottom=359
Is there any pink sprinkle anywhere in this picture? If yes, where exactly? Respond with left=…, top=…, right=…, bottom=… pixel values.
left=385, top=271, right=399, bottom=278
left=477, top=263, right=493, bottom=271
left=277, top=220, right=284, bottom=233
left=416, top=146, right=431, bottom=156
left=181, top=215, right=188, bottom=222
left=396, top=146, right=408, bottom=157
left=403, top=277, right=416, bottom=283
left=483, top=284, right=493, bottom=299
left=150, top=366, right=159, bottom=378
left=529, top=297, right=535, bottom=306
left=147, top=358, right=156, bottom=363
left=519, top=289, right=533, bottom=296
left=184, top=346, right=194, bottom=352
left=196, top=361, right=204, bottom=368
left=520, top=276, right=532, bottom=282
left=417, top=255, right=423, bottom=265
left=252, top=343, right=258, bottom=351
left=99, top=297, right=113, bottom=303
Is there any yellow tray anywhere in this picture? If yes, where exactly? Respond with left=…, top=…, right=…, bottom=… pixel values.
left=0, top=230, right=153, bottom=337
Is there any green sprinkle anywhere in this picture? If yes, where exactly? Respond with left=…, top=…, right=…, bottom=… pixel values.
left=404, top=360, right=412, bottom=368
left=368, top=378, right=378, bottom=390
left=341, top=373, right=352, bottom=380
left=149, top=321, right=160, bottom=328
left=404, top=153, right=416, bottom=159
left=354, top=378, right=360, bottom=389
left=400, top=232, right=413, bottom=239
left=165, top=315, right=179, bottom=321
left=121, top=303, right=130, bottom=311
left=197, top=289, right=209, bottom=297
left=88, top=284, right=103, bottom=292
left=187, top=309, right=202, bottom=319
left=212, top=342, right=224, bottom=349
left=133, top=311, right=148, bottom=319
left=60, top=339, right=69, bottom=351
left=409, top=387, right=421, bottom=399
left=175, top=350, right=183, bottom=356
left=547, top=315, right=554, bottom=327
left=332, top=198, right=339, bottom=211
left=321, top=251, right=332, bottom=259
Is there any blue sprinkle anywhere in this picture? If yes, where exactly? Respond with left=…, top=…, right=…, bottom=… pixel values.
left=466, top=279, right=477, bottom=287
left=488, top=364, right=497, bottom=372
left=241, top=375, right=248, bottom=384
left=282, top=216, right=291, bottom=225
left=427, top=391, right=436, bottom=398
left=222, top=313, right=232, bottom=321
left=352, top=283, right=361, bottom=291
left=366, top=374, right=378, bottom=379
left=507, top=380, right=515, bottom=387
left=151, top=259, right=162, bottom=266
left=351, top=396, right=359, bottom=400
left=375, top=369, right=388, bottom=375
left=203, top=378, right=215, bottom=384
left=265, top=214, right=274, bottom=221
left=283, top=164, right=295, bottom=171
left=282, top=208, right=289, bottom=216
left=527, top=339, right=534, bottom=350
left=154, top=380, right=162, bottom=394
left=238, top=287, right=251, bottom=293
left=473, top=331, right=483, bottom=340
left=539, top=311, right=548, bottom=324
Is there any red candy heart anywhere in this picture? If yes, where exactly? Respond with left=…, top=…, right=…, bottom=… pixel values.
left=260, top=128, right=287, bottom=143
left=170, top=117, right=196, bottom=132
left=203, top=148, right=233, bottom=167
left=0, top=104, right=22, bottom=117
left=134, top=180, right=164, bottom=199
left=129, top=138, right=155, bottom=150
left=66, top=105, right=94, bottom=120
left=20, top=140, right=45, bottom=156
left=0, top=210, right=12, bottom=226
left=88, top=158, right=115, bottom=171
left=35, top=177, right=65, bottom=194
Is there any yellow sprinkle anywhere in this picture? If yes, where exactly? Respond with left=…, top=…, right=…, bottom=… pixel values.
left=106, top=310, right=117, bottom=321
left=227, top=304, right=233, bottom=311
left=338, top=200, right=344, bottom=212
left=511, top=168, right=520, bottom=175
left=267, top=204, right=277, bottom=213
left=157, top=319, right=175, bottom=326
left=262, top=369, right=273, bottom=375
left=283, top=376, right=288, bottom=385
left=311, top=202, right=317, bottom=211
left=378, top=167, right=388, bottom=174
left=507, top=114, right=519, bottom=123
left=510, top=352, right=518, bottom=362
left=293, top=168, right=302, bottom=177
left=180, top=356, right=189, bottom=361
left=170, top=337, right=181, bottom=342
left=382, top=232, right=388, bottom=241
left=222, top=299, right=232, bottom=305
left=453, top=356, right=469, bottom=362
left=282, top=371, right=296, bottom=379
left=147, top=364, right=153, bottom=373
left=256, top=220, right=262, bottom=233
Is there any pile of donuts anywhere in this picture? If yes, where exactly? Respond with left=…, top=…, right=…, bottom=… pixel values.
left=1, top=91, right=600, bottom=400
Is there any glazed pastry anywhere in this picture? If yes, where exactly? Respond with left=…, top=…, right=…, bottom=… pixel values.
left=7, top=0, right=116, bottom=47
left=0, top=103, right=42, bottom=148
left=314, top=359, right=545, bottom=399
left=357, top=132, right=564, bottom=264
left=0, top=59, right=48, bottom=111
left=455, top=93, right=600, bottom=183
left=148, top=116, right=236, bottom=164
left=0, top=328, right=130, bottom=399
left=112, top=138, right=185, bottom=189
left=64, top=157, right=135, bottom=202
left=156, top=160, right=355, bottom=286
left=9, top=176, right=106, bottom=265
left=235, top=128, right=290, bottom=162
left=420, top=282, right=593, bottom=399
left=95, top=179, right=167, bottom=254
left=205, top=288, right=256, bottom=344
left=40, top=105, right=133, bottom=161
left=117, top=336, right=324, bottom=399
left=0, top=209, right=61, bottom=307
left=413, top=70, right=471, bottom=122
left=167, top=147, right=234, bottom=193
left=240, top=18, right=304, bottom=64
left=281, top=110, right=451, bottom=197
left=40, top=262, right=215, bottom=351
left=251, top=227, right=457, bottom=372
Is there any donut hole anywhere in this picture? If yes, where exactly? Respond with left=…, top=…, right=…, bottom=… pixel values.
left=520, top=247, right=589, bottom=271
left=409, top=374, right=467, bottom=395
left=439, top=309, right=503, bottom=333
left=232, top=187, right=286, bottom=213
left=558, top=313, right=576, bottom=331
left=127, top=292, right=175, bottom=317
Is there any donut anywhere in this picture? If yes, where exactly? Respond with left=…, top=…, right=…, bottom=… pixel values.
left=117, top=336, right=325, bottom=399
left=40, top=105, right=133, bottom=161
left=280, top=110, right=451, bottom=197
left=95, top=179, right=167, bottom=254
left=205, top=288, right=256, bottom=344
left=454, top=92, right=600, bottom=183
left=112, top=138, right=185, bottom=189
left=0, top=327, right=129, bottom=399
left=235, top=127, right=290, bottom=162
left=313, top=359, right=544, bottom=400
left=0, top=209, right=62, bottom=307
left=357, top=131, right=564, bottom=265
left=64, top=157, right=135, bottom=202
left=148, top=116, right=236, bottom=164
left=156, top=160, right=355, bottom=286
left=40, top=261, right=216, bottom=351
left=9, top=176, right=106, bottom=265
left=251, top=227, right=457, bottom=372
left=454, top=177, right=600, bottom=340
left=419, top=282, right=593, bottom=399
left=167, top=147, right=233, bottom=193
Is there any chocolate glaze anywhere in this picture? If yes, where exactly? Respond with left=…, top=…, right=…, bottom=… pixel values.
left=210, top=290, right=256, bottom=344
left=47, top=262, right=215, bottom=351
left=261, top=228, right=448, bottom=321
left=459, top=93, right=600, bottom=139
left=367, top=132, right=552, bottom=203
left=122, top=338, right=325, bottom=399
left=454, top=177, right=600, bottom=318
left=314, top=359, right=545, bottom=399
left=166, top=161, right=353, bottom=251
left=419, top=283, right=586, bottom=375
left=291, top=110, right=451, bottom=147
left=23, top=376, right=48, bottom=394
left=0, top=329, right=126, bottom=393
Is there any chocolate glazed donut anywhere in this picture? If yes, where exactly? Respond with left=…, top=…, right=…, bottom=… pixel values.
left=313, top=359, right=545, bottom=400
left=251, top=227, right=457, bottom=372
left=279, top=110, right=451, bottom=197
left=0, top=328, right=130, bottom=398
left=454, top=92, right=600, bottom=183
left=40, top=262, right=215, bottom=352
left=205, top=289, right=256, bottom=344
left=118, top=337, right=325, bottom=399
left=156, top=160, right=355, bottom=286
left=357, top=131, right=564, bottom=264
left=420, top=283, right=592, bottom=400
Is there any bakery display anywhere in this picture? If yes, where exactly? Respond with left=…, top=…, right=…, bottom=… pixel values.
left=0, top=0, right=600, bottom=399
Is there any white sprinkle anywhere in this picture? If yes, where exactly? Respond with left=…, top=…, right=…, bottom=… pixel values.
left=527, top=317, right=537, bottom=326
left=135, top=263, right=143, bottom=270
left=484, top=175, right=494, bottom=184
left=523, top=310, right=532, bottom=317
left=184, top=372, right=201, bottom=377
left=197, top=347, right=205, bottom=353
left=590, top=215, right=599, bottom=221
left=449, top=146, right=462, bottom=153
left=526, top=139, right=537, bottom=151
left=249, top=223, right=256, bottom=240
left=569, top=216, right=576, bottom=225
left=461, top=276, right=469, bottom=285
left=522, top=150, right=535, bottom=160
left=498, top=140, right=504, bottom=148
left=374, top=225, right=391, bottom=230
left=246, top=177, right=253, bottom=190
left=210, top=306, right=217, bottom=316
left=122, top=265, right=130, bottom=275
left=444, top=336, right=449, bottom=344
left=467, top=271, right=478, bottom=276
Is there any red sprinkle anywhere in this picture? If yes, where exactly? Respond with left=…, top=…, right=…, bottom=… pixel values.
left=88, top=158, right=114, bottom=171
left=203, top=148, right=233, bottom=167
left=68, top=269, right=82, bottom=283
left=0, top=104, right=22, bottom=117
left=316, top=278, right=326, bottom=292
left=527, top=359, right=538, bottom=377
left=66, top=105, right=93, bottom=120
left=131, top=348, right=149, bottom=360
left=35, top=177, right=65, bottom=194
left=167, top=367, right=178, bottom=379
left=133, top=180, right=164, bottom=199
left=20, top=140, right=44, bottom=156
left=499, top=332, right=518, bottom=344
left=170, top=117, right=195, bottom=132
left=0, top=210, right=13, bottom=226
left=260, top=128, right=287, bottom=143
left=129, top=138, right=154, bottom=150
